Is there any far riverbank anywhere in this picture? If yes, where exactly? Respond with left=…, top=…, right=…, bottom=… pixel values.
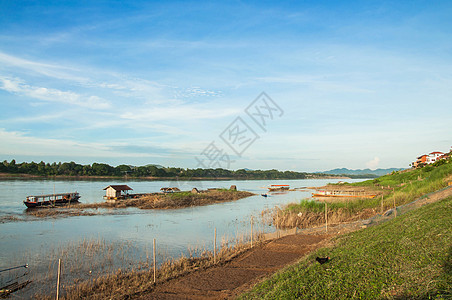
left=0, top=172, right=351, bottom=180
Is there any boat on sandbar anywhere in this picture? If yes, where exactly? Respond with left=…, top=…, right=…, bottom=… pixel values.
left=23, top=192, right=81, bottom=208
left=267, top=184, right=290, bottom=192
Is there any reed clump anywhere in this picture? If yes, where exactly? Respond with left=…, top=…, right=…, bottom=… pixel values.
left=0, top=215, right=20, bottom=223
left=272, top=201, right=376, bottom=229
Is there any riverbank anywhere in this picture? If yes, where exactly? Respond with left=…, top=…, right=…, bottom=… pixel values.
left=38, top=229, right=336, bottom=299
left=242, top=196, right=452, bottom=299
left=273, top=159, right=452, bottom=229
left=0, top=172, right=351, bottom=180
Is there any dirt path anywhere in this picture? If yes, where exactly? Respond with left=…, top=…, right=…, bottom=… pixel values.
left=136, top=233, right=333, bottom=299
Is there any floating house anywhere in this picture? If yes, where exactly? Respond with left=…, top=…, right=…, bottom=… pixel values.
left=103, top=185, right=133, bottom=199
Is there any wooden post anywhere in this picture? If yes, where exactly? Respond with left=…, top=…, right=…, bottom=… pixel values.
left=214, top=228, right=217, bottom=263
left=153, top=239, right=156, bottom=284
left=325, top=202, right=328, bottom=233
left=393, top=196, right=397, bottom=218
left=56, top=259, right=61, bottom=300
left=251, top=216, right=253, bottom=248
left=381, top=195, right=384, bottom=214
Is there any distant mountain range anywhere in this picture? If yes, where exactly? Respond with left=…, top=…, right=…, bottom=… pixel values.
left=318, top=168, right=405, bottom=177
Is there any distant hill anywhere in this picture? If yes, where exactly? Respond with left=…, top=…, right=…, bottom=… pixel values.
left=318, top=168, right=405, bottom=177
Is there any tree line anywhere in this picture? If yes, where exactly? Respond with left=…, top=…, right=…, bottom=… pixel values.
left=0, top=159, right=319, bottom=179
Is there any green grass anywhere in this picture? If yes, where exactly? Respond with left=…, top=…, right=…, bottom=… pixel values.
left=353, top=158, right=451, bottom=190
left=165, top=191, right=193, bottom=199
left=241, top=197, right=452, bottom=299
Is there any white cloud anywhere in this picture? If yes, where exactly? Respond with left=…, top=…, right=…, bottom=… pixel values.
left=366, top=157, right=380, bottom=170
left=0, top=128, right=174, bottom=158
left=0, top=76, right=110, bottom=109
left=0, top=128, right=110, bottom=157
left=0, top=52, right=224, bottom=108
left=175, top=86, right=223, bottom=98
left=0, top=51, right=88, bottom=82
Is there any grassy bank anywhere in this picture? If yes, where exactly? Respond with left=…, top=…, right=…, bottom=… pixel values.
left=242, top=196, right=452, bottom=299
left=274, top=157, right=452, bottom=228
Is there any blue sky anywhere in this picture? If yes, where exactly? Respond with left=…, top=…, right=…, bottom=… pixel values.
left=0, top=0, right=451, bottom=172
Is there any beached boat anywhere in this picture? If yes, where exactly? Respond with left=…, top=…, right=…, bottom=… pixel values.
left=312, top=190, right=376, bottom=198
left=268, top=184, right=290, bottom=192
left=23, top=192, right=80, bottom=208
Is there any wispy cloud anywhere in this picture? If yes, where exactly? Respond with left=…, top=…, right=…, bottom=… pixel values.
left=0, top=128, right=184, bottom=159
left=0, top=76, right=110, bottom=109
left=175, top=86, right=223, bottom=98
left=0, top=51, right=87, bottom=82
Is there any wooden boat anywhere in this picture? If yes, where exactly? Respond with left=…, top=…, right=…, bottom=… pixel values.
left=0, top=281, right=31, bottom=297
left=312, top=190, right=376, bottom=199
left=23, top=192, right=80, bottom=208
left=268, top=185, right=290, bottom=192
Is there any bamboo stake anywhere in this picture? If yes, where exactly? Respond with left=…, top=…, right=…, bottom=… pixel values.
left=153, top=239, right=156, bottom=284
left=251, top=216, right=253, bottom=248
left=394, top=195, right=397, bottom=218
left=381, top=195, right=384, bottom=214
left=325, top=202, right=328, bottom=233
left=214, top=228, right=217, bottom=263
left=56, top=259, right=61, bottom=300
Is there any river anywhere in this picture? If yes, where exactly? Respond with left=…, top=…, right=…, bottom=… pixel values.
left=0, top=178, right=366, bottom=297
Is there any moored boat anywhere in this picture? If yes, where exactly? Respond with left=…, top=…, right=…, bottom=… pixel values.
left=23, top=192, right=80, bottom=208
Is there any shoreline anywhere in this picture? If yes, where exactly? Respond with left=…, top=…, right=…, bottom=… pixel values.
left=0, top=172, right=352, bottom=180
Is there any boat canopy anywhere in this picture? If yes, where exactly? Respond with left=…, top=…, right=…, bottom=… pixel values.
left=26, top=192, right=79, bottom=198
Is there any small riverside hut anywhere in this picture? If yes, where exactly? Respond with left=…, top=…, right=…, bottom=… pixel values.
left=191, top=188, right=199, bottom=194
left=103, top=185, right=133, bottom=199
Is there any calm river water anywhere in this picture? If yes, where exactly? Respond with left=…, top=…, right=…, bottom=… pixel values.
left=0, top=178, right=365, bottom=296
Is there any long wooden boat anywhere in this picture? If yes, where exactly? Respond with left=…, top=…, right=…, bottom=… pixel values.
left=23, top=192, right=80, bottom=208
left=268, top=184, right=290, bottom=192
left=312, top=190, right=376, bottom=199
